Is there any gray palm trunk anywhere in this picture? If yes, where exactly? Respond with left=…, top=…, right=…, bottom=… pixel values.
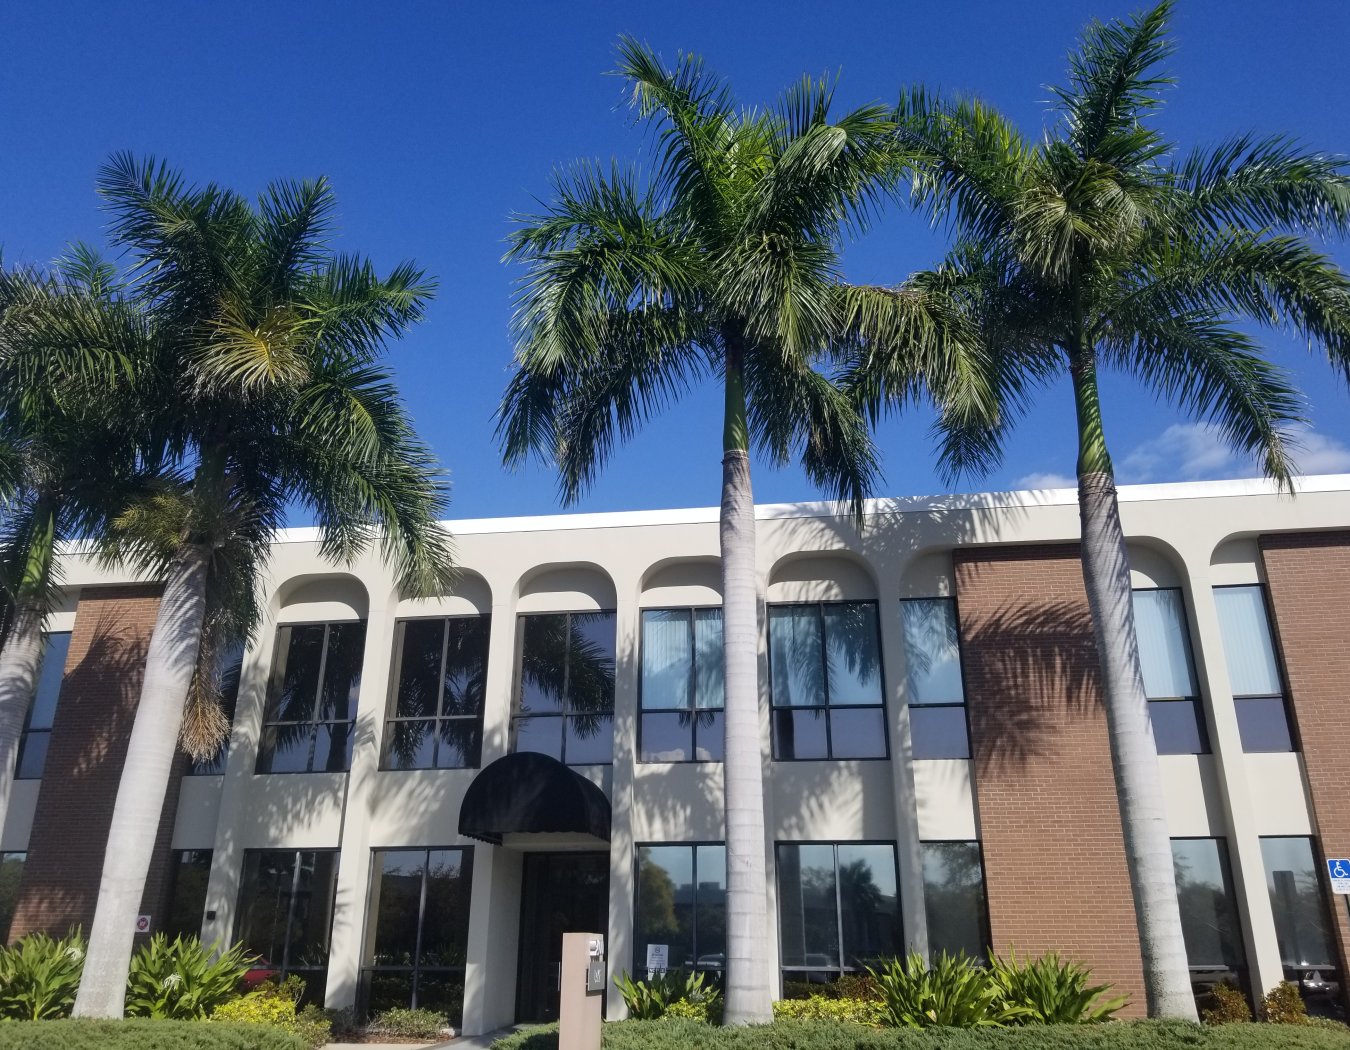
left=73, top=545, right=210, bottom=1018
left=1078, top=470, right=1197, bottom=1020
left=719, top=448, right=772, bottom=1025
left=0, top=601, right=46, bottom=846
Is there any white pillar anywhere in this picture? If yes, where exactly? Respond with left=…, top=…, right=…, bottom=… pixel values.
left=605, top=590, right=639, bottom=1018
left=324, top=584, right=398, bottom=1011
left=462, top=844, right=523, bottom=1034
left=1183, top=566, right=1286, bottom=997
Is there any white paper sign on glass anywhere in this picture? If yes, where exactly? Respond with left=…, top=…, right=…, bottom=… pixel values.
left=645, top=943, right=669, bottom=972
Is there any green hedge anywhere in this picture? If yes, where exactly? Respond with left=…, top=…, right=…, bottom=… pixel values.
left=492, top=1018, right=1350, bottom=1050
left=0, top=1019, right=306, bottom=1049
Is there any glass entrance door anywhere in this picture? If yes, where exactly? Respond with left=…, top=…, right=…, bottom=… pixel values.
left=515, top=852, right=610, bottom=1023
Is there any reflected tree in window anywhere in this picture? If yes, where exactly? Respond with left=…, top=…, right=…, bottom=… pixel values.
left=514, top=612, right=615, bottom=764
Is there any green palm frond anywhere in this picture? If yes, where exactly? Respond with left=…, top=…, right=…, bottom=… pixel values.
left=1099, top=310, right=1304, bottom=488
left=1051, top=0, right=1175, bottom=165
left=1171, top=135, right=1350, bottom=235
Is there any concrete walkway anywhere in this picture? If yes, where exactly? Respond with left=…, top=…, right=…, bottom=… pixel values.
left=323, top=1027, right=524, bottom=1050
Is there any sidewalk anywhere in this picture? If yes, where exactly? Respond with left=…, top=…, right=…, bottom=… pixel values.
left=324, top=1027, right=521, bottom=1050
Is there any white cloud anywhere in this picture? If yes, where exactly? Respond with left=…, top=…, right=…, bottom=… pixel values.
left=1015, top=471, right=1077, bottom=490
left=1118, top=422, right=1241, bottom=484
left=1293, top=429, right=1350, bottom=474
left=1013, top=421, right=1350, bottom=490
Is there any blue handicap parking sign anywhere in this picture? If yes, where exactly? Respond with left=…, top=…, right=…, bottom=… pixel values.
left=1327, top=859, right=1350, bottom=892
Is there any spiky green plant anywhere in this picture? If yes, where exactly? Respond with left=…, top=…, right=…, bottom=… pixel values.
left=988, top=949, right=1128, bottom=1024
left=869, top=952, right=1030, bottom=1029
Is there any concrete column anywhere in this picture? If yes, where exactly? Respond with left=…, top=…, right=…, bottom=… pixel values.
left=462, top=845, right=523, bottom=1034
left=324, top=584, right=399, bottom=1011
left=202, top=603, right=281, bottom=949
left=1183, top=566, right=1287, bottom=997
left=875, top=573, right=929, bottom=958
left=479, top=590, right=521, bottom=766
left=604, top=588, right=639, bottom=1018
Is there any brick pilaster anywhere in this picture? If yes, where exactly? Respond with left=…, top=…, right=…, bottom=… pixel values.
left=954, top=544, right=1146, bottom=1015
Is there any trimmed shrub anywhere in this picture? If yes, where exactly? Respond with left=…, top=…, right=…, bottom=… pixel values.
left=1260, top=981, right=1309, bottom=1024
left=870, top=952, right=1029, bottom=1028
left=0, top=929, right=86, bottom=1020
left=1203, top=981, right=1253, bottom=1025
left=988, top=950, right=1128, bottom=1023
left=773, top=994, right=885, bottom=1026
left=211, top=978, right=331, bottom=1049
left=0, top=1019, right=305, bottom=1049
left=124, top=934, right=256, bottom=1020
left=491, top=1017, right=1350, bottom=1050
left=370, top=1005, right=450, bottom=1038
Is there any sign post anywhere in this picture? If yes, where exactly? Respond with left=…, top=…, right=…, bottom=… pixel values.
left=1327, top=858, right=1350, bottom=895
left=559, top=932, right=604, bottom=1050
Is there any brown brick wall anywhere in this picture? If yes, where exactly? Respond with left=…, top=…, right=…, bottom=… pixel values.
left=1258, top=531, right=1350, bottom=991
left=10, top=584, right=187, bottom=942
left=954, top=544, right=1146, bottom=1015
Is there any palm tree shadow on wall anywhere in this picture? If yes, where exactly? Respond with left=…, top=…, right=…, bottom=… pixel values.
left=960, top=597, right=1102, bottom=773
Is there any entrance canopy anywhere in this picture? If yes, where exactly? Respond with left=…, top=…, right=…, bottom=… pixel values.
left=459, top=752, right=611, bottom=846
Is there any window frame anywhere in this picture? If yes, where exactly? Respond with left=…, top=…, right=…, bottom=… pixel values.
left=767, top=600, right=890, bottom=762
left=382, top=615, right=491, bottom=771
left=360, top=845, right=474, bottom=1021
left=637, top=607, right=724, bottom=765
left=631, top=840, right=727, bottom=975
left=899, top=597, right=973, bottom=761
left=918, top=838, right=992, bottom=961
left=1213, top=584, right=1299, bottom=754
left=1132, top=586, right=1211, bottom=756
left=774, top=838, right=902, bottom=987
left=234, top=848, right=340, bottom=999
left=1259, top=835, right=1339, bottom=974
left=511, top=610, right=617, bottom=767
left=16, top=631, right=72, bottom=781
left=1169, top=835, right=1248, bottom=982
left=257, top=620, right=366, bottom=775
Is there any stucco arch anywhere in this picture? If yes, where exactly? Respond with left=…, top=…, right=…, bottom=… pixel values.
left=397, top=568, right=492, bottom=618
left=639, top=557, right=722, bottom=607
left=273, top=573, right=370, bottom=623
left=767, top=551, right=878, bottom=603
left=516, top=563, right=617, bottom=612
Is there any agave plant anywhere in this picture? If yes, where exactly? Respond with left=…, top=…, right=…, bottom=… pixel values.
left=123, top=933, right=255, bottom=1020
left=988, top=949, right=1128, bottom=1024
left=869, top=952, right=1030, bottom=1028
left=0, top=928, right=86, bottom=1020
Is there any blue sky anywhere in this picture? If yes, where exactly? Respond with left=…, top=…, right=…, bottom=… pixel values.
left=4, top=1, right=1348, bottom=521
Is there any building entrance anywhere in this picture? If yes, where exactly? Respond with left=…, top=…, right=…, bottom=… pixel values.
left=515, top=851, right=610, bottom=1023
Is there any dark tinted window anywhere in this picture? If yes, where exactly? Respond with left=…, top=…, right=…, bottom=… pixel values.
left=363, top=848, right=473, bottom=1025
left=901, top=600, right=970, bottom=760
left=1260, top=837, right=1336, bottom=971
left=166, top=850, right=213, bottom=939
left=1172, top=838, right=1246, bottom=977
left=921, top=842, right=990, bottom=961
left=384, top=617, right=490, bottom=770
left=769, top=603, right=886, bottom=761
left=635, top=844, right=726, bottom=974
left=777, top=842, right=901, bottom=986
left=0, top=852, right=25, bottom=942
left=1216, top=587, right=1295, bottom=754
left=190, top=640, right=245, bottom=775
left=236, top=850, right=339, bottom=1003
left=639, top=609, right=724, bottom=763
left=258, top=623, right=366, bottom=774
left=16, top=633, right=71, bottom=780
left=513, top=612, right=616, bottom=765
left=1134, top=590, right=1207, bottom=756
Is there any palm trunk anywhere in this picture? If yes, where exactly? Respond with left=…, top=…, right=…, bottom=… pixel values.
left=0, top=599, right=45, bottom=850
left=0, top=502, right=58, bottom=854
left=719, top=345, right=772, bottom=1025
left=1071, top=353, right=1196, bottom=1020
left=72, top=544, right=210, bottom=1018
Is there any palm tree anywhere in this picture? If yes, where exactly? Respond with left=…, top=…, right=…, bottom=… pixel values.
left=72, top=155, right=455, bottom=1016
left=862, top=0, right=1350, bottom=1017
left=497, top=41, right=990, bottom=1024
left=0, top=253, right=149, bottom=853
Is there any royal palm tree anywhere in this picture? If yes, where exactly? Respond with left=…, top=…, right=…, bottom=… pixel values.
left=0, top=253, right=150, bottom=850
left=73, top=155, right=455, bottom=1016
left=861, top=1, right=1350, bottom=1017
left=498, top=41, right=991, bottom=1023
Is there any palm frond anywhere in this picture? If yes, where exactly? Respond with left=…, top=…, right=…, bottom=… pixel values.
left=1099, top=309, right=1304, bottom=489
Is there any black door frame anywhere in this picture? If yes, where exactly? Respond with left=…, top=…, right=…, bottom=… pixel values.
left=514, top=850, right=610, bottom=1023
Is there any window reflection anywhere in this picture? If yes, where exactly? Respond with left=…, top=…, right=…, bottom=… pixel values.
left=901, top=600, right=970, bottom=760
left=1133, top=589, right=1208, bottom=756
left=639, top=609, right=725, bottom=762
left=1171, top=838, right=1246, bottom=992
left=513, top=612, right=616, bottom=765
left=16, top=632, right=71, bottom=780
left=236, top=850, right=339, bottom=1004
left=258, top=623, right=366, bottom=774
left=1215, top=587, right=1296, bottom=754
left=384, top=617, right=489, bottom=770
left=921, top=842, right=990, bottom=961
left=769, top=604, right=886, bottom=761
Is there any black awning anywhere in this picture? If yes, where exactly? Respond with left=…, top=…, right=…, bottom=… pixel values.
left=458, top=752, right=611, bottom=845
